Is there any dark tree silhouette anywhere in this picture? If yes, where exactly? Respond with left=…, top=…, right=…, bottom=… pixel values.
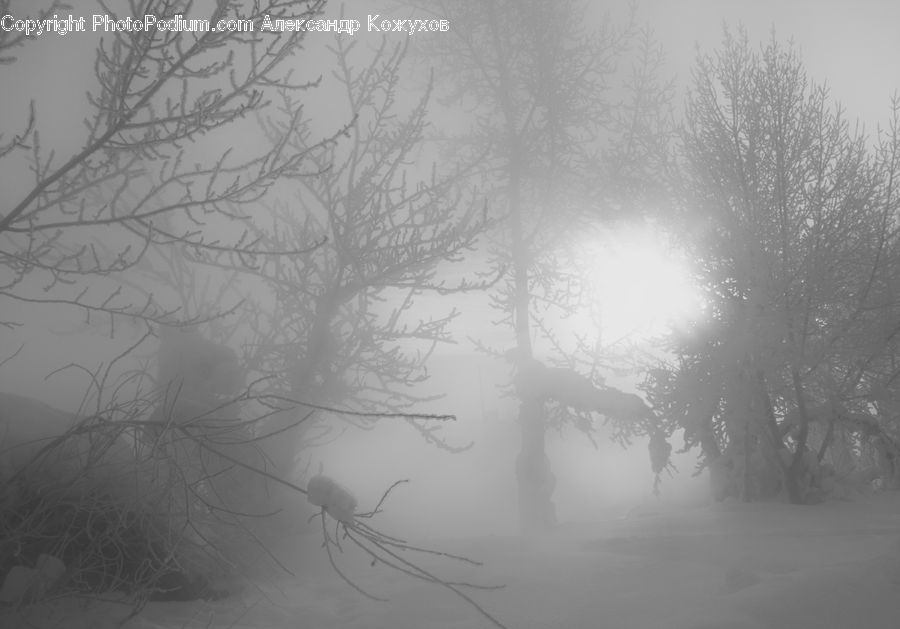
left=405, top=0, right=675, bottom=531
left=645, top=30, right=900, bottom=504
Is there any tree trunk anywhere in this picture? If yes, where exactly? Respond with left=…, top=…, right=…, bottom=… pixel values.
left=506, top=139, right=556, bottom=531
left=782, top=462, right=805, bottom=504
left=515, top=396, right=556, bottom=532
left=263, top=290, right=340, bottom=482
left=785, top=367, right=811, bottom=504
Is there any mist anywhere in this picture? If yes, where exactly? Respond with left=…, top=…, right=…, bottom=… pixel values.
left=3, top=1, right=900, bottom=628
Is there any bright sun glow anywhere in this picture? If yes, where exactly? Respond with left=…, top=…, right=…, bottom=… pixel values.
left=575, top=223, right=704, bottom=343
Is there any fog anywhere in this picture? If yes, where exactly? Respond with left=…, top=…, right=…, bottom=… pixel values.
left=306, top=351, right=711, bottom=539
left=3, top=1, right=900, bottom=628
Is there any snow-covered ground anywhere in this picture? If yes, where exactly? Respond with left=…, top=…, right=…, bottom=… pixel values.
left=5, top=493, right=899, bottom=629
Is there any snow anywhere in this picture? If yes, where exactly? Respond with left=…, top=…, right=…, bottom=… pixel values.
left=307, top=474, right=359, bottom=523
left=4, top=494, right=898, bottom=629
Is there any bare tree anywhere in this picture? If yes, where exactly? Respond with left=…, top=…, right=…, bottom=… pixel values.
left=1, top=3, right=510, bottom=625
left=645, top=30, right=900, bottom=504
left=405, top=0, right=675, bottom=531
left=1, top=0, right=327, bottom=334
left=218, top=32, right=495, bottom=476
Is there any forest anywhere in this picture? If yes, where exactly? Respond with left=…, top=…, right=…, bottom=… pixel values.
left=1, top=1, right=899, bottom=628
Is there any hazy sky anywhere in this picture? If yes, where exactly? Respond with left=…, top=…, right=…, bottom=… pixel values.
left=7, top=0, right=896, bottom=370
left=6, top=0, right=897, bottom=151
left=5, top=0, right=900, bottom=529
left=635, top=0, right=900, bottom=134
